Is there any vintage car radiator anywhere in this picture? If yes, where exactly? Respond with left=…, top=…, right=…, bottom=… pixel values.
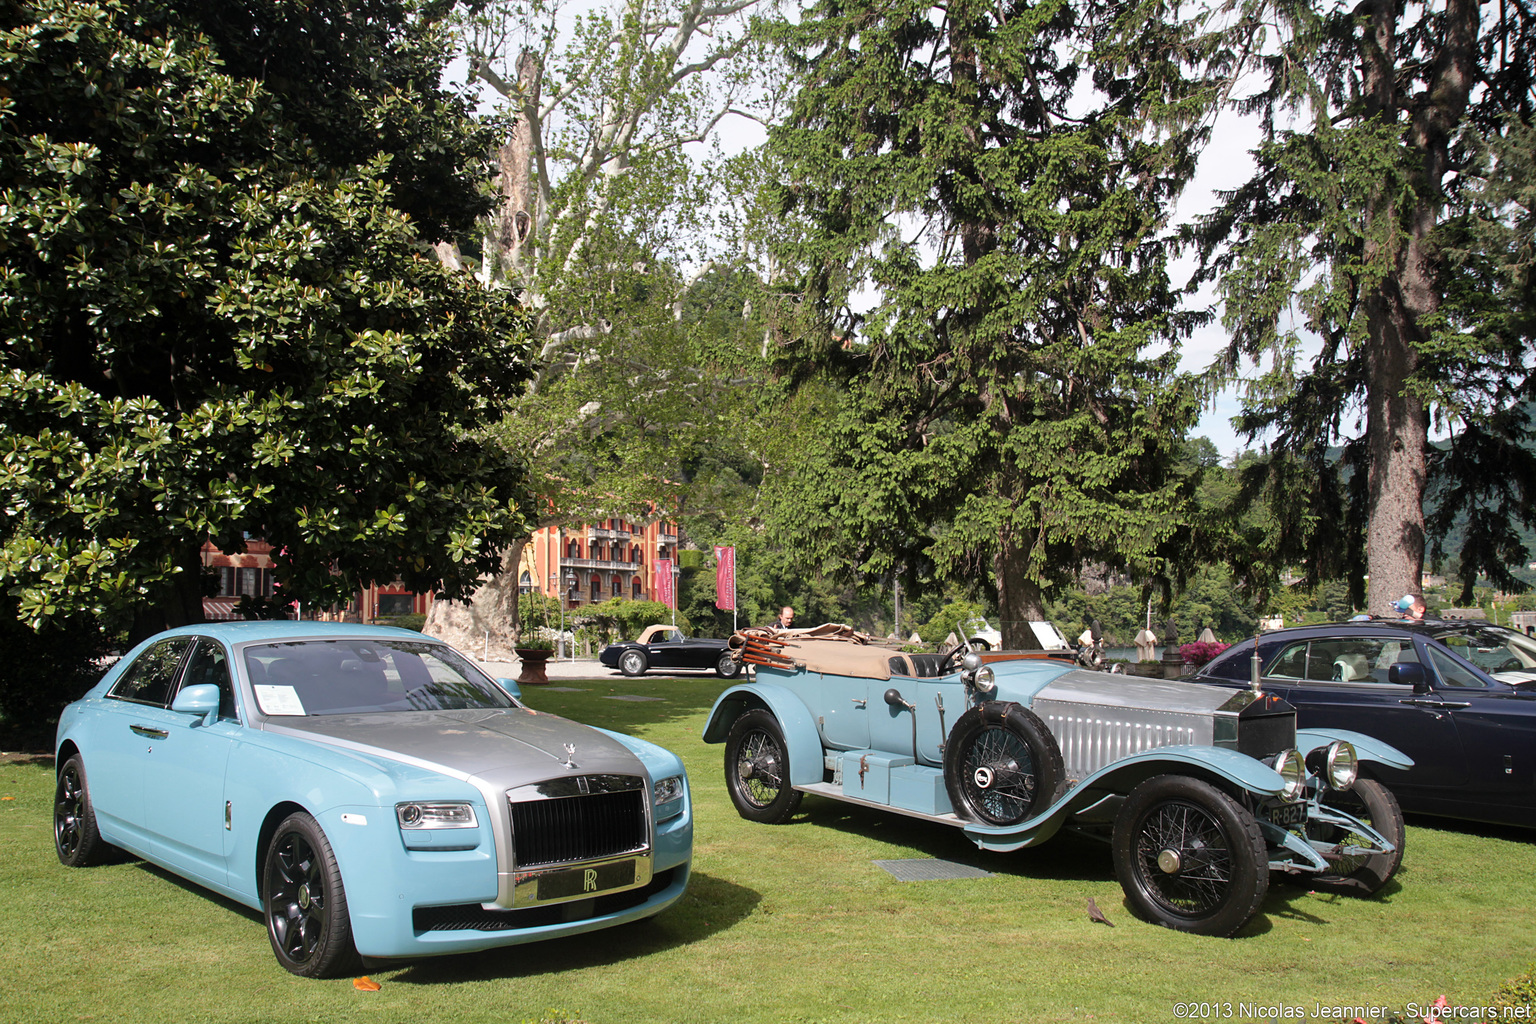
left=1027, top=672, right=1297, bottom=781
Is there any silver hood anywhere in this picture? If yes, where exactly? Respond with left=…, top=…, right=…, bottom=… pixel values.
left=266, top=708, right=644, bottom=782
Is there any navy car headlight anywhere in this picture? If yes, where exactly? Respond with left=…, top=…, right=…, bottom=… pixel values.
left=396, top=802, right=478, bottom=829
left=653, top=774, right=686, bottom=821
left=1270, top=749, right=1306, bottom=801
left=1306, top=740, right=1358, bottom=792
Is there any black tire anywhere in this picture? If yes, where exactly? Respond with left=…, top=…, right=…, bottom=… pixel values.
left=716, top=651, right=742, bottom=679
left=263, top=812, right=359, bottom=978
left=619, top=649, right=648, bottom=677
left=724, top=709, right=802, bottom=824
left=1112, top=775, right=1268, bottom=937
left=1305, top=778, right=1404, bottom=895
left=54, top=754, right=111, bottom=867
left=943, top=702, right=1066, bottom=826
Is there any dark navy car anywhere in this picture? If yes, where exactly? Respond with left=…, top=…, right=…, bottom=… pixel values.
left=1189, top=620, right=1536, bottom=828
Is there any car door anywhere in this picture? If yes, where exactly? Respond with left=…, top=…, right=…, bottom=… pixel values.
left=1261, top=635, right=1468, bottom=800
left=1415, top=639, right=1536, bottom=825
left=646, top=628, right=686, bottom=669
left=88, top=636, right=195, bottom=848
left=139, top=637, right=240, bottom=888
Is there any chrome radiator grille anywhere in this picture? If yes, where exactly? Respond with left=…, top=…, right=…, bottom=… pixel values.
left=508, top=779, right=648, bottom=868
left=1040, top=711, right=1202, bottom=781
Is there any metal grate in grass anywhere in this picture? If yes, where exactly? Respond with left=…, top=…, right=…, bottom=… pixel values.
left=603, top=694, right=664, bottom=701
left=873, top=858, right=994, bottom=882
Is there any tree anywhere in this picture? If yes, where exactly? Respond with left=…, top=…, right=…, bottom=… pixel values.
left=420, top=0, right=781, bottom=651
left=0, top=0, right=537, bottom=636
left=757, top=0, right=1219, bottom=647
left=1192, top=0, right=1536, bottom=610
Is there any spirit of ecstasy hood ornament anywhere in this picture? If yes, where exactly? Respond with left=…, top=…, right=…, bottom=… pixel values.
left=562, top=742, right=578, bottom=770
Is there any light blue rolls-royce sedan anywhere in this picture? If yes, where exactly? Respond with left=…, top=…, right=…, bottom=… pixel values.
left=54, top=621, right=692, bottom=977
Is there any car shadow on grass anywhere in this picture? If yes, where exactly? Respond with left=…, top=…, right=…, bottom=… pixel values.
left=380, top=870, right=759, bottom=983
left=776, top=794, right=1410, bottom=939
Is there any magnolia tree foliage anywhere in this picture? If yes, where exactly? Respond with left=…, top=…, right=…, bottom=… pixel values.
left=1192, top=0, right=1536, bottom=610
left=757, top=0, right=1222, bottom=647
left=0, top=0, right=537, bottom=634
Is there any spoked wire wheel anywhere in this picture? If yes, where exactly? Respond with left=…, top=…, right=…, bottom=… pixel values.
left=724, top=709, right=802, bottom=824
left=1112, top=775, right=1268, bottom=936
left=943, top=702, right=1064, bottom=826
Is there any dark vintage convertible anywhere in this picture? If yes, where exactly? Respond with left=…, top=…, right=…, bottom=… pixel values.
left=599, top=625, right=743, bottom=678
left=704, top=626, right=1411, bottom=937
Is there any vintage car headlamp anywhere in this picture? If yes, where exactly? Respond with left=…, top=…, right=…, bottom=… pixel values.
left=653, top=774, right=686, bottom=820
left=971, top=665, right=996, bottom=695
left=1269, top=749, right=1307, bottom=801
left=1306, top=740, right=1359, bottom=792
left=395, top=801, right=478, bottom=829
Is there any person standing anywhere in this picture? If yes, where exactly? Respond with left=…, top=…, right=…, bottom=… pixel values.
left=773, top=606, right=795, bottom=630
left=1394, top=593, right=1427, bottom=620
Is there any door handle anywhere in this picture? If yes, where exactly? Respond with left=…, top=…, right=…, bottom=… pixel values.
left=851, top=698, right=867, bottom=708
left=1398, top=698, right=1471, bottom=710
left=130, top=725, right=169, bottom=739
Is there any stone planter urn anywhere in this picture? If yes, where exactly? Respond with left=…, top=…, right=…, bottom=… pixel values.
left=515, top=648, right=553, bottom=686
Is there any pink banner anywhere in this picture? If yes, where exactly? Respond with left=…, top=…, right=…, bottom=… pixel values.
left=714, top=546, right=735, bottom=610
left=655, top=558, right=674, bottom=608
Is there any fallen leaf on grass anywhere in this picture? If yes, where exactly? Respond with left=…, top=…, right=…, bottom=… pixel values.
left=353, top=977, right=381, bottom=992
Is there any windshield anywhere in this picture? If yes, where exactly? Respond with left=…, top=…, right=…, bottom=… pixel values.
left=244, top=639, right=517, bottom=716
left=1432, top=625, right=1536, bottom=684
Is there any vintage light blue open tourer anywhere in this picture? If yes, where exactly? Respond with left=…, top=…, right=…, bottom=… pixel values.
left=54, top=621, right=692, bottom=977
left=704, top=626, right=1412, bottom=937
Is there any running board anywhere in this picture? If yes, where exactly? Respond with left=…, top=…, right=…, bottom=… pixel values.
left=794, top=782, right=967, bottom=827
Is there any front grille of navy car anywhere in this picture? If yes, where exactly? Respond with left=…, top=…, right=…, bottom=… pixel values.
left=509, top=788, right=648, bottom=867
left=413, top=868, right=676, bottom=932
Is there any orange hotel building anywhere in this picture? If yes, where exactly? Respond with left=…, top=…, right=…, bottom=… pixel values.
left=199, top=516, right=680, bottom=621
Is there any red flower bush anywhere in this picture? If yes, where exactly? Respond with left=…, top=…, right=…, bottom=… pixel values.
left=1179, top=640, right=1231, bottom=667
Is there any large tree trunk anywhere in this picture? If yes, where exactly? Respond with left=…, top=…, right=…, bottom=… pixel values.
left=995, top=526, right=1046, bottom=650
left=1357, top=0, right=1475, bottom=615
left=423, top=541, right=527, bottom=660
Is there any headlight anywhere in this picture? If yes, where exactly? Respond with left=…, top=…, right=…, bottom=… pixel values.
left=1306, top=740, right=1358, bottom=792
left=651, top=776, right=681, bottom=810
left=972, top=665, right=996, bottom=694
left=1270, top=749, right=1306, bottom=801
left=395, top=802, right=478, bottom=829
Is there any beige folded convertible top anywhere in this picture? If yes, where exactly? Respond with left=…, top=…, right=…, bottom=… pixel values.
left=729, top=623, right=897, bottom=680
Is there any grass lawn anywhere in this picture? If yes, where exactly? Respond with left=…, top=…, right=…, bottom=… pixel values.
left=3, top=672, right=1533, bottom=1023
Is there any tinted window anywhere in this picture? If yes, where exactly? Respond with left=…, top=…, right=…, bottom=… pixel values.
left=1433, top=625, right=1536, bottom=679
left=244, top=639, right=516, bottom=716
left=109, top=638, right=193, bottom=707
left=181, top=638, right=238, bottom=719
left=1426, top=645, right=1489, bottom=689
left=1267, top=637, right=1417, bottom=684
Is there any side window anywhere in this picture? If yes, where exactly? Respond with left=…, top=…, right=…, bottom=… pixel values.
left=1307, top=639, right=1396, bottom=683
left=1426, top=646, right=1489, bottom=689
left=1266, top=643, right=1308, bottom=679
left=180, top=639, right=238, bottom=720
left=108, top=638, right=193, bottom=707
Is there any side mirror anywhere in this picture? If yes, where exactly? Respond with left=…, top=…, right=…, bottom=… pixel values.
left=171, top=683, right=221, bottom=715
left=1387, top=662, right=1427, bottom=690
left=497, top=677, right=523, bottom=701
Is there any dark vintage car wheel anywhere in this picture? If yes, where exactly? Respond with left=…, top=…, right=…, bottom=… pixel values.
left=1112, top=775, right=1268, bottom=937
left=943, top=702, right=1065, bottom=826
left=1304, top=778, right=1404, bottom=895
left=716, top=651, right=742, bottom=679
left=54, top=754, right=111, bottom=868
left=263, top=811, right=358, bottom=978
left=619, top=649, right=649, bottom=677
left=724, top=709, right=802, bottom=824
